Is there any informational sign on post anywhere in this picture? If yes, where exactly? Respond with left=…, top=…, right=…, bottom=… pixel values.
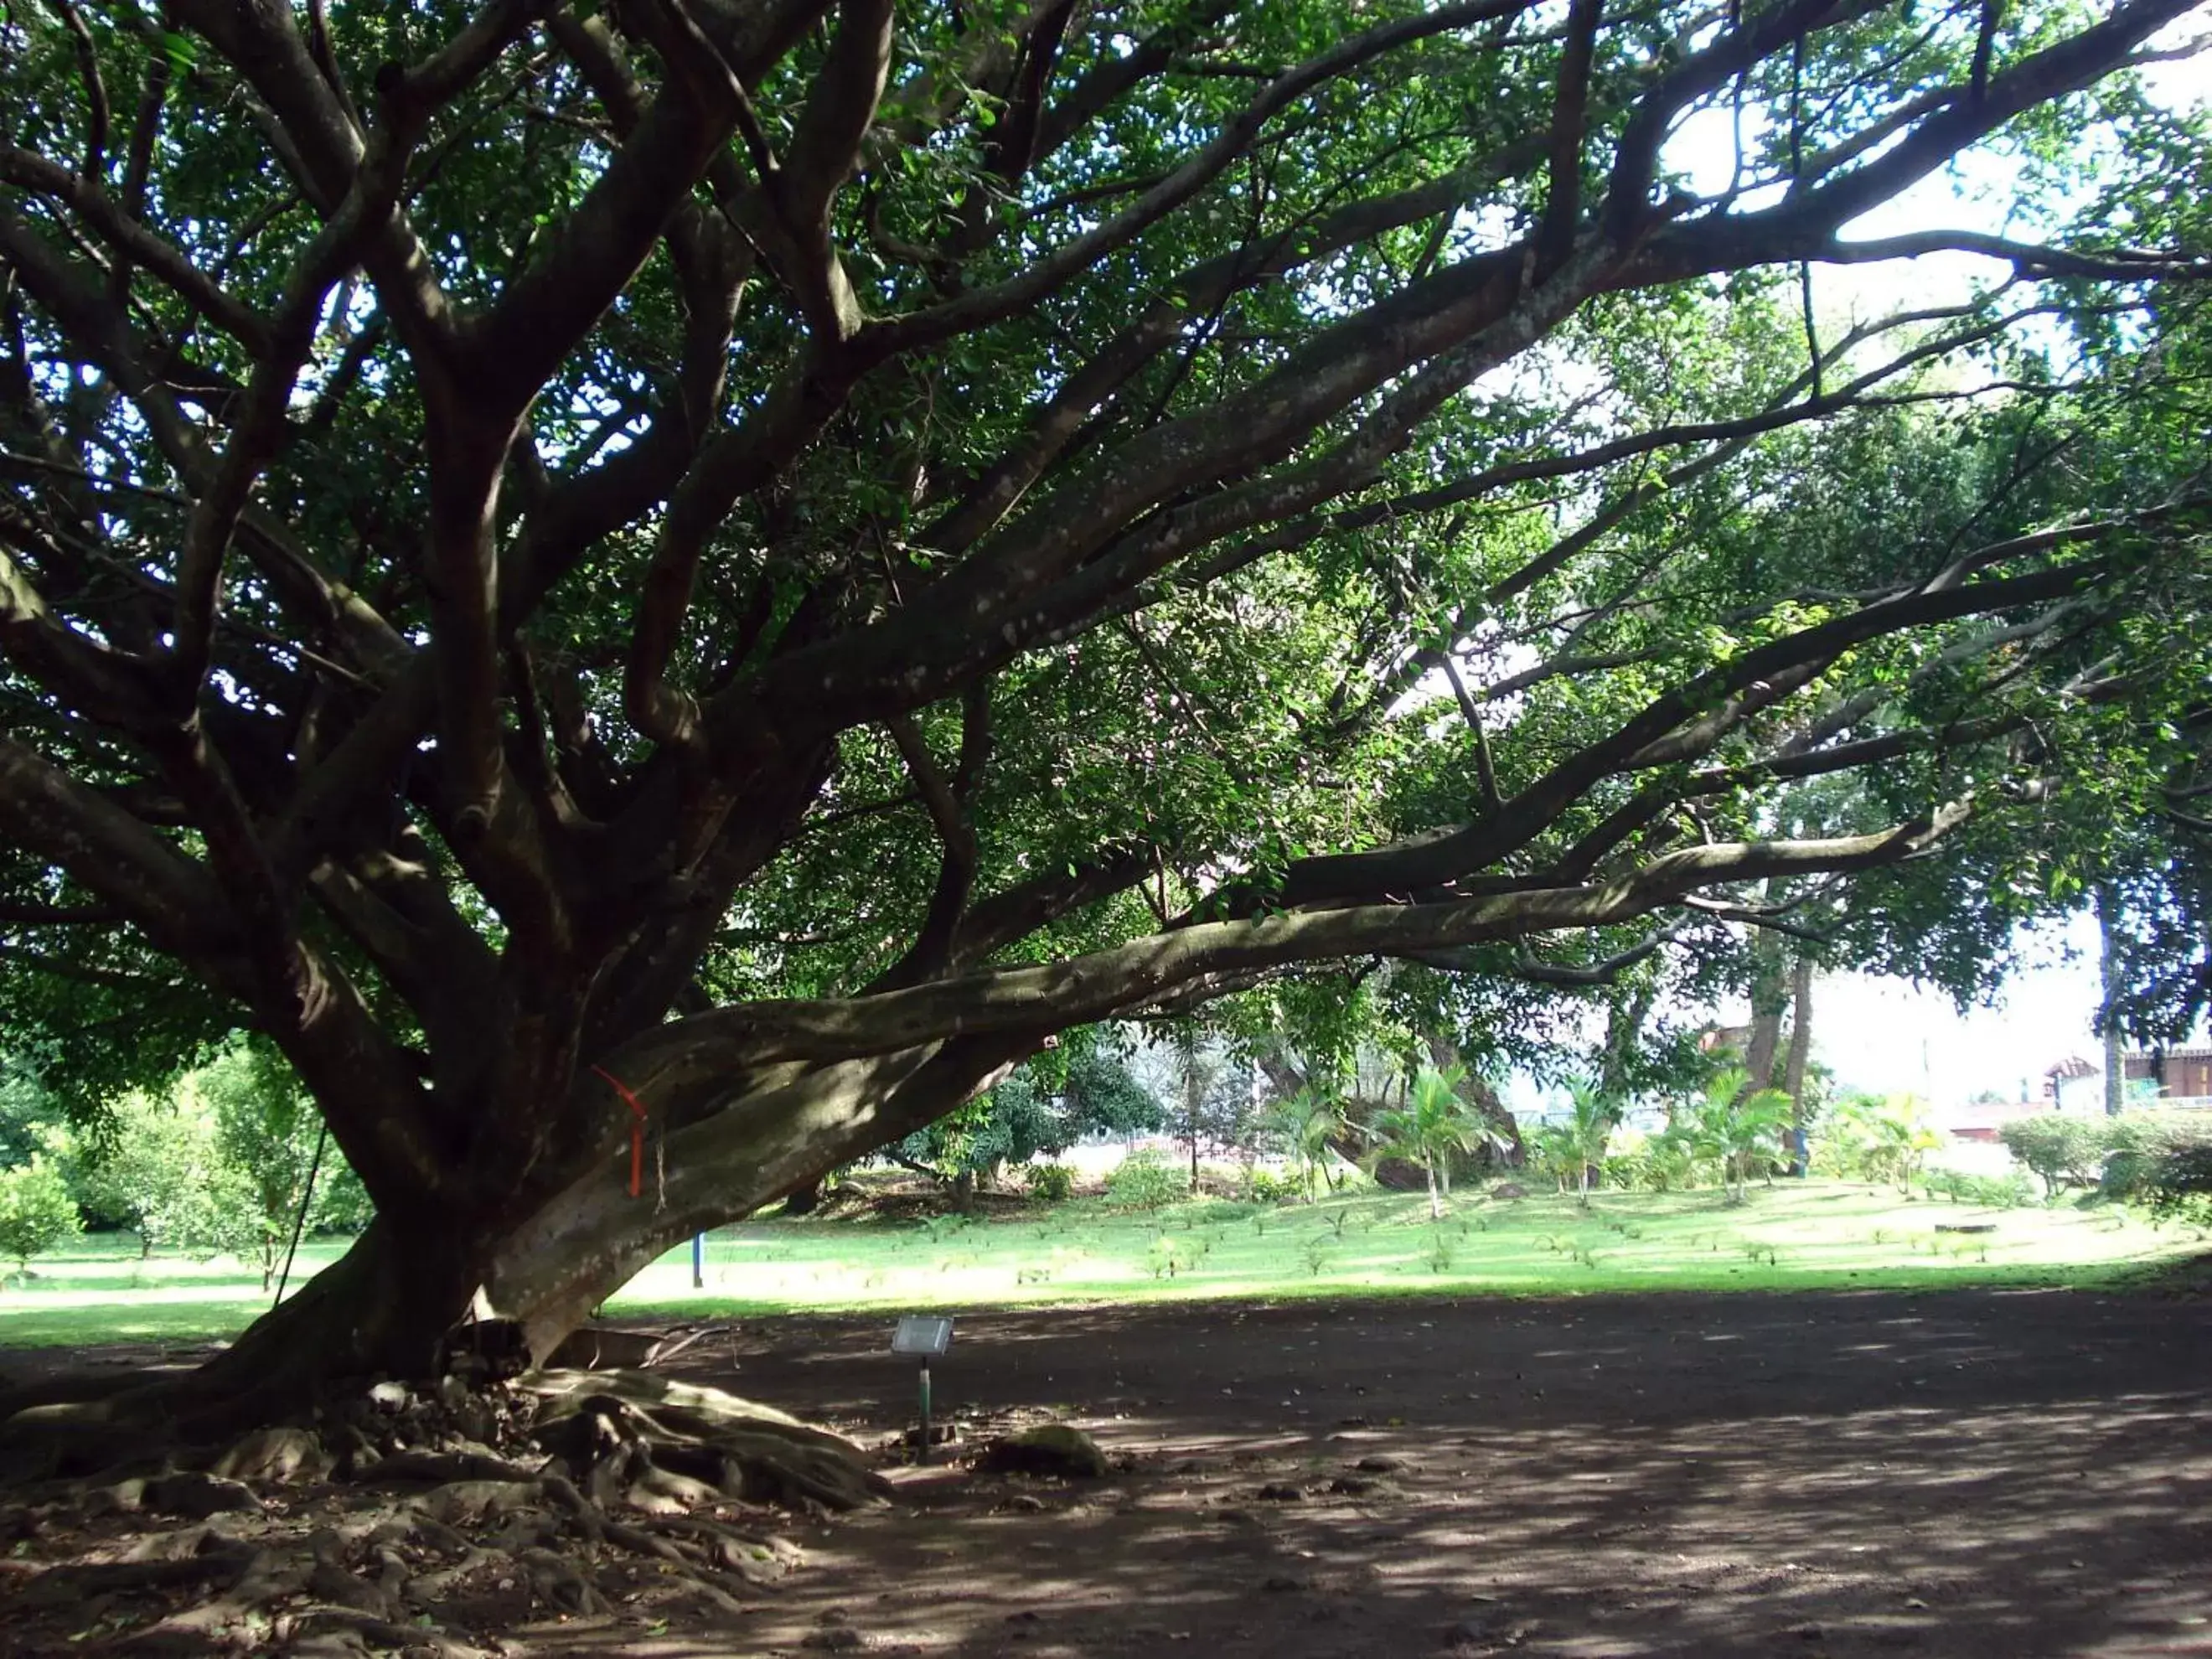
left=892, top=1315, right=954, bottom=1357
left=891, top=1315, right=955, bottom=1461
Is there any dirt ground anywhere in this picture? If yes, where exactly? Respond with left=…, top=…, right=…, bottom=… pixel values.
left=5, top=1284, right=2210, bottom=1657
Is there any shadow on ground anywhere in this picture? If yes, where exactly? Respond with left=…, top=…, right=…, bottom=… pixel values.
left=581, top=1284, right=2212, bottom=1658
left=2, top=1284, right=2204, bottom=1657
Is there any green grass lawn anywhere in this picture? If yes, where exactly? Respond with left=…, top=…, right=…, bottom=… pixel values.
left=0, top=1182, right=2200, bottom=1351
left=620, top=1181, right=2204, bottom=1318
left=0, top=1234, right=350, bottom=1349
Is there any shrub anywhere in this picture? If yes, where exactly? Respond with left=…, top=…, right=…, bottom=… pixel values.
left=1186, top=1197, right=1263, bottom=1223
left=2143, top=1140, right=2212, bottom=1225
left=1818, top=1093, right=1942, bottom=1189
left=1924, top=1169, right=2034, bottom=1208
left=1245, top=1168, right=1299, bottom=1204
left=1602, top=1129, right=1698, bottom=1192
left=2102, top=1112, right=2212, bottom=1196
left=1600, top=1150, right=1651, bottom=1191
left=1023, top=1162, right=1075, bottom=1203
left=1106, top=1150, right=1183, bottom=1210
left=1997, top=1114, right=2108, bottom=1195
left=0, top=1155, right=80, bottom=1279
left=2102, top=1112, right=2212, bottom=1216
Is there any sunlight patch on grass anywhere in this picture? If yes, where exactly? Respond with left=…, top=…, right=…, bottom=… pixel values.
left=0, top=1235, right=346, bottom=1348
left=0, top=1185, right=2194, bottom=1351
left=609, top=1182, right=2199, bottom=1320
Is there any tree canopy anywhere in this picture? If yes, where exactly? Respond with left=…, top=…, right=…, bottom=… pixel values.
left=1, top=0, right=2209, bottom=1393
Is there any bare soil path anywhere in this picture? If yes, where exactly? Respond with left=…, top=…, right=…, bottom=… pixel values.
left=612, top=1284, right=2212, bottom=1658
left=5, top=1285, right=2208, bottom=1657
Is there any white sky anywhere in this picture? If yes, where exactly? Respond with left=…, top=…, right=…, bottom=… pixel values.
left=1756, top=913, right=2107, bottom=1106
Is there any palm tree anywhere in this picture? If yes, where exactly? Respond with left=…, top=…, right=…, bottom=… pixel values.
left=1267, top=1087, right=1348, bottom=1202
left=1528, top=1121, right=1580, bottom=1195
left=1563, top=1077, right=1622, bottom=1208
left=1688, top=1067, right=1792, bottom=1203
left=1855, top=1093, right=1944, bottom=1191
left=1366, top=1064, right=1488, bottom=1219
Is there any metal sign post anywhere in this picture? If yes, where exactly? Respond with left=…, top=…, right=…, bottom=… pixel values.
left=891, top=1315, right=954, bottom=1463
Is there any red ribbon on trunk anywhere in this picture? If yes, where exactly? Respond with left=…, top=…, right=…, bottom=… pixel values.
left=592, top=1065, right=648, bottom=1198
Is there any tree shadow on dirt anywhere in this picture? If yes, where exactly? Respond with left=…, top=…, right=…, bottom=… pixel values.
left=607, top=1285, right=2212, bottom=1658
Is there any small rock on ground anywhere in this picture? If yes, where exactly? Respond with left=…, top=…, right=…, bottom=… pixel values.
left=142, top=1472, right=263, bottom=1518
left=979, top=1423, right=1109, bottom=1479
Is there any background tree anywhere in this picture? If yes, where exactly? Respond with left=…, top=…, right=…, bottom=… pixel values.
left=1155, top=1034, right=1260, bottom=1191
left=195, top=1038, right=372, bottom=1289
left=1, top=0, right=2209, bottom=1417
left=0, top=1051, right=55, bottom=1171
left=0, top=1155, right=76, bottom=1283
left=892, top=1035, right=1158, bottom=1189
left=66, top=1088, right=238, bottom=1258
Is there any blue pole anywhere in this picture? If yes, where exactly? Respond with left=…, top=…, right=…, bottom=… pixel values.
left=691, top=1232, right=705, bottom=1289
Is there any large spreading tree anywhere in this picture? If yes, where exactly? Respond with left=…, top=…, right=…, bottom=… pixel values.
left=3, top=0, right=2209, bottom=1417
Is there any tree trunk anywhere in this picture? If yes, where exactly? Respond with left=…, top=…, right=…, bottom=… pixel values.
left=92, top=1043, right=1033, bottom=1426
left=161, top=1214, right=493, bottom=1434
left=1426, top=1161, right=1441, bottom=1221
left=1781, top=953, right=1814, bottom=1176
left=1181, top=1036, right=1205, bottom=1193
left=1600, top=984, right=1656, bottom=1103
left=1742, top=922, right=1788, bottom=1089
left=2099, top=888, right=2127, bottom=1117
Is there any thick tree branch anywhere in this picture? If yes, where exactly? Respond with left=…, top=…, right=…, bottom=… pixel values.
left=861, top=0, right=1532, bottom=360
left=623, top=806, right=1971, bottom=1071
left=1279, top=559, right=2108, bottom=905
left=0, top=147, right=271, bottom=350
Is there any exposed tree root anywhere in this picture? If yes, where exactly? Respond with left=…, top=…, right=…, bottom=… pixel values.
left=0, top=1364, right=878, bottom=1654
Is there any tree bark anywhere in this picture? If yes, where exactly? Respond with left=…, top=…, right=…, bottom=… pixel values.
left=157, top=1214, right=492, bottom=1434
left=1181, top=1036, right=1205, bottom=1193
left=1781, top=952, right=1814, bottom=1175
left=1743, top=928, right=1787, bottom=1089
left=102, top=1039, right=1037, bottom=1414
left=2098, top=887, right=2126, bottom=1117
left=1600, top=983, right=1656, bottom=1102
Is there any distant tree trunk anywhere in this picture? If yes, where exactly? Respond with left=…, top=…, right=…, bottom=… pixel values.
left=1180, top=1034, right=1205, bottom=1192
left=1253, top=1044, right=1311, bottom=1103
left=1782, top=954, right=1815, bottom=1176
left=1744, top=931, right=1788, bottom=1089
left=781, top=1180, right=823, bottom=1217
left=1600, top=983, right=1656, bottom=1103
left=2099, top=889, right=2127, bottom=1117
